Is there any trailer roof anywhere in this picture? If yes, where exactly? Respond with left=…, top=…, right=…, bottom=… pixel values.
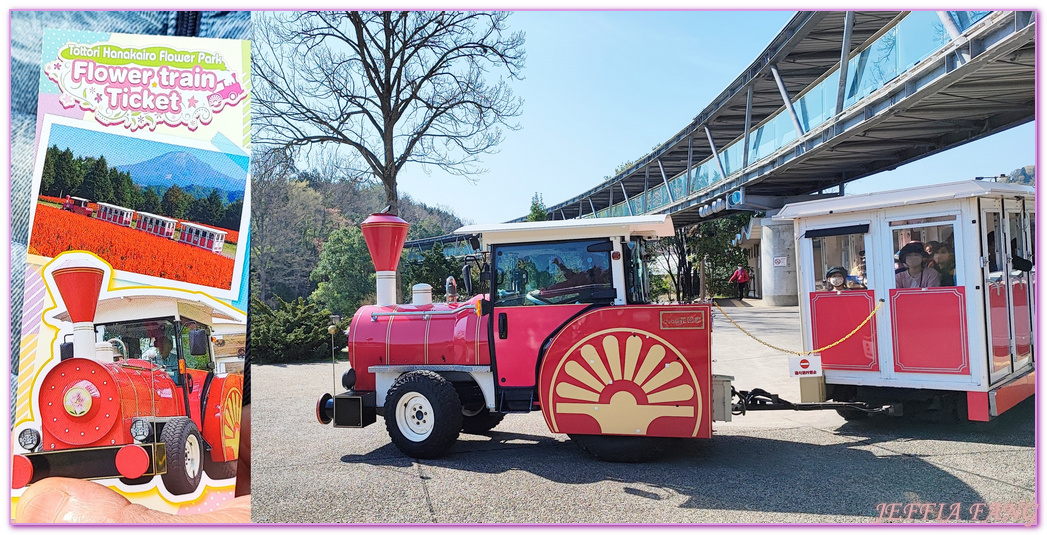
left=455, top=214, right=675, bottom=246
left=55, top=293, right=243, bottom=325
left=774, top=180, right=1034, bottom=220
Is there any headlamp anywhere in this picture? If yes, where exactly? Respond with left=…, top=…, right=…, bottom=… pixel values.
left=18, top=428, right=40, bottom=451
left=130, top=418, right=153, bottom=442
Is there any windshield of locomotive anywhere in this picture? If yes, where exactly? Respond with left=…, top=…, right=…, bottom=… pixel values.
left=96, top=319, right=179, bottom=373
left=494, top=239, right=614, bottom=306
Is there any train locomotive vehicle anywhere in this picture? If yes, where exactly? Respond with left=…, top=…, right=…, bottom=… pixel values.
left=12, top=255, right=245, bottom=496
left=777, top=180, right=1035, bottom=422
left=318, top=213, right=733, bottom=462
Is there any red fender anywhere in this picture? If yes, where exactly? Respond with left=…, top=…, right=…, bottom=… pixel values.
left=537, top=305, right=712, bottom=439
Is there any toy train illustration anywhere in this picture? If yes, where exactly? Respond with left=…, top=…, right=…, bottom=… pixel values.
left=62, top=195, right=227, bottom=254
left=12, top=256, right=245, bottom=495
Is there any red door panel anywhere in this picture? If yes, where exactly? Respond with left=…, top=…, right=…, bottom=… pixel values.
left=890, top=288, right=969, bottom=374
left=809, top=290, right=878, bottom=371
left=492, top=304, right=587, bottom=387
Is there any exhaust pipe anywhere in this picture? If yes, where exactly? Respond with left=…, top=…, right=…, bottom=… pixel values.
left=360, top=213, right=410, bottom=307
left=51, top=258, right=105, bottom=360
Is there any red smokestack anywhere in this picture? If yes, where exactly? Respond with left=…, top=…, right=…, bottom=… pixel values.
left=360, top=214, right=409, bottom=306
left=52, top=261, right=105, bottom=324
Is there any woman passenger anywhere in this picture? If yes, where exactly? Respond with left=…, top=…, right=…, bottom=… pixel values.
left=895, top=242, right=941, bottom=288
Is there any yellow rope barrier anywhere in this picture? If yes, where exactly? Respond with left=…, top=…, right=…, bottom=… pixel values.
left=713, top=298, right=885, bottom=356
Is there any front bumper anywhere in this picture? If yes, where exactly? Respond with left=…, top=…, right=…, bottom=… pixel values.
left=12, top=443, right=167, bottom=489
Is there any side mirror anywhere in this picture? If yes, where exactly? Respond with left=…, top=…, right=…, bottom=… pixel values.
left=462, top=264, right=473, bottom=295
left=189, top=329, right=209, bottom=356
left=60, top=342, right=74, bottom=361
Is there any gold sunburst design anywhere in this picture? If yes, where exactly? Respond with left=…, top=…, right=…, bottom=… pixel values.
left=552, top=331, right=699, bottom=435
left=220, top=387, right=242, bottom=458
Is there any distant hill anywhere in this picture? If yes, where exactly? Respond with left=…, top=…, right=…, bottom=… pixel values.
left=116, top=151, right=247, bottom=196
left=1002, top=165, right=1035, bottom=186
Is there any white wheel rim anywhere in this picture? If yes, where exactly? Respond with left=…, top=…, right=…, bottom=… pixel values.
left=185, top=434, right=201, bottom=478
left=396, top=392, right=434, bottom=442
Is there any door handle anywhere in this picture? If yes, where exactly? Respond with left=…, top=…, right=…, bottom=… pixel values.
left=498, top=313, right=508, bottom=339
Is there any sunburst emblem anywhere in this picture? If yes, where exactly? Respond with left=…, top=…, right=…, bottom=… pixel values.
left=549, top=330, right=700, bottom=435
left=220, top=388, right=242, bottom=458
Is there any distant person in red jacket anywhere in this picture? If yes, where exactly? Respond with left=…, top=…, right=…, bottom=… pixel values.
left=728, top=265, right=751, bottom=300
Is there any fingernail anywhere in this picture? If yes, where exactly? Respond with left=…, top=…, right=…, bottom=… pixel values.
left=19, top=488, right=71, bottom=523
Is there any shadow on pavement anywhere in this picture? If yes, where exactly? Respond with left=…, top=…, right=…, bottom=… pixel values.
left=339, top=405, right=1033, bottom=519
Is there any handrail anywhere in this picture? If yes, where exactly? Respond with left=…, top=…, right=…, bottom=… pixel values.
left=370, top=308, right=469, bottom=322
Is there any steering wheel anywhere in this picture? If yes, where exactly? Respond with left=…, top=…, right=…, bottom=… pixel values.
left=525, top=290, right=553, bottom=306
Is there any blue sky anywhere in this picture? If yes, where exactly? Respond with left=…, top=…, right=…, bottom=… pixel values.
left=44, top=123, right=249, bottom=181
left=394, top=10, right=1036, bottom=225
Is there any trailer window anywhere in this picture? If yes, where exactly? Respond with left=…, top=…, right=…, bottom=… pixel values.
left=809, top=232, right=867, bottom=290
left=891, top=223, right=956, bottom=288
left=493, top=239, right=614, bottom=306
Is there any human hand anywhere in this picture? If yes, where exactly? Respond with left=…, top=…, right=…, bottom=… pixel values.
left=14, top=478, right=250, bottom=523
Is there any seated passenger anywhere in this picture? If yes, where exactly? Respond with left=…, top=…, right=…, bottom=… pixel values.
left=825, top=266, right=849, bottom=291
left=895, top=242, right=941, bottom=288
left=932, top=242, right=956, bottom=286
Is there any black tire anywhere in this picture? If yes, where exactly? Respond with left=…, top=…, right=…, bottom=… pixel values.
left=160, top=418, right=203, bottom=495
left=461, top=405, right=504, bottom=434
left=835, top=407, right=870, bottom=421
left=203, top=457, right=238, bottom=481
left=568, top=434, right=672, bottom=463
left=384, top=371, right=462, bottom=459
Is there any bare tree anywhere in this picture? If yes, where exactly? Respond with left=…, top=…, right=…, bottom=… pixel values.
left=253, top=11, right=526, bottom=215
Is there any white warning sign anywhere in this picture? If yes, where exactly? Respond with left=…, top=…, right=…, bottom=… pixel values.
left=789, top=355, right=823, bottom=377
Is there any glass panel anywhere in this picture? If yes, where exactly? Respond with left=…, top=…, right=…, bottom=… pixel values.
left=97, top=318, right=181, bottom=379
left=493, top=239, right=614, bottom=306
left=796, top=70, right=840, bottom=132
left=721, top=139, right=745, bottom=176
left=647, top=184, right=668, bottom=209
left=810, top=232, right=867, bottom=290
left=668, top=175, right=686, bottom=201
left=983, top=212, right=1011, bottom=377
left=1007, top=211, right=1033, bottom=363
left=610, top=202, right=627, bottom=217
left=949, top=11, right=991, bottom=32
left=891, top=223, right=956, bottom=288
left=625, top=238, right=650, bottom=304
left=629, top=197, right=643, bottom=215
left=896, top=11, right=949, bottom=70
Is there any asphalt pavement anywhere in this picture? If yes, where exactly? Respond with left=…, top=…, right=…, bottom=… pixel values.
left=251, top=301, right=1036, bottom=524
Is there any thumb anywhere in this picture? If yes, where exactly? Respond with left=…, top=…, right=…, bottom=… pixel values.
left=15, top=478, right=250, bottom=523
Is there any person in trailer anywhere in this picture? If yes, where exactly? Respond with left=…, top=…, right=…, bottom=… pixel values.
left=931, top=242, right=957, bottom=286
left=824, top=266, right=850, bottom=291
left=849, top=251, right=867, bottom=288
left=895, top=241, right=941, bottom=288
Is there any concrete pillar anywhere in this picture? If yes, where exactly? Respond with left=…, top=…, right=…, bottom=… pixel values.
left=759, top=217, right=798, bottom=306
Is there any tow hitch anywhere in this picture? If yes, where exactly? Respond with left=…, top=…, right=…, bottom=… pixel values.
left=731, top=387, right=893, bottom=417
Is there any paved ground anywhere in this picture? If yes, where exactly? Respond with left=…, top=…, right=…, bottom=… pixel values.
left=251, top=302, right=1035, bottom=524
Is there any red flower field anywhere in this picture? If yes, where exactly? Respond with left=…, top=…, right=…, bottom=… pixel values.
left=31, top=204, right=234, bottom=289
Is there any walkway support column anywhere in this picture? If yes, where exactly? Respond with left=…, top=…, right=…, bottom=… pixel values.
left=758, top=216, right=798, bottom=306
left=835, top=11, right=855, bottom=116
left=771, top=64, right=806, bottom=139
